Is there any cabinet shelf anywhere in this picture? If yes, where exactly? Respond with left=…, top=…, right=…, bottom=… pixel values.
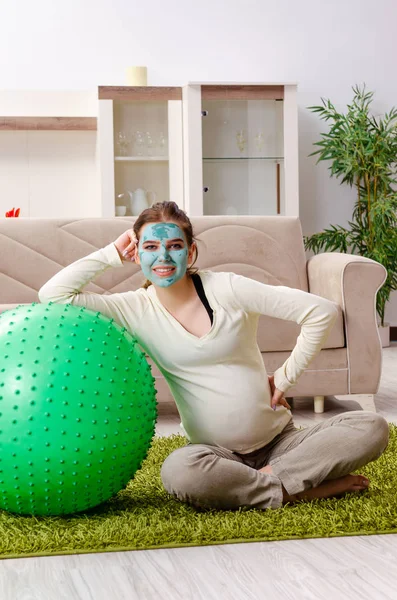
left=203, top=156, right=284, bottom=161
left=114, top=156, right=168, bottom=162
left=0, top=117, right=97, bottom=131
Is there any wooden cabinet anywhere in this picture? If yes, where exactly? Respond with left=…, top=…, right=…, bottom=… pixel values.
left=182, top=83, right=298, bottom=217
left=97, top=82, right=299, bottom=218
left=97, top=87, right=184, bottom=217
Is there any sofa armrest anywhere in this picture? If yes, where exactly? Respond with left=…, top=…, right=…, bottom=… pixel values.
left=307, top=252, right=387, bottom=394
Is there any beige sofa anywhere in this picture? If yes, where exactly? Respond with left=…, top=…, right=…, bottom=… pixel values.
left=0, top=216, right=387, bottom=413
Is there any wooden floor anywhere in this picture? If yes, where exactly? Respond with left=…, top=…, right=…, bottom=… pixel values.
left=0, top=344, right=396, bottom=600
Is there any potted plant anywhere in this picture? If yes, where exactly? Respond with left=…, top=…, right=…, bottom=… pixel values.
left=304, top=85, right=397, bottom=347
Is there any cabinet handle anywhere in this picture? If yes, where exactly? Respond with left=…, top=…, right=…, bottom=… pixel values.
left=201, top=110, right=208, bottom=117
left=203, top=186, right=209, bottom=193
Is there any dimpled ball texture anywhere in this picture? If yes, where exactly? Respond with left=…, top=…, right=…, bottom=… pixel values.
left=0, top=302, right=158, bottom=516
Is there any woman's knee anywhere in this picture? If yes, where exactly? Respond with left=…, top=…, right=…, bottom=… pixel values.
left=160, top=444, right=213, bottom=500
left=371, top=413, right=389, bottom=454
left=360, top=412, right=389, bottom=458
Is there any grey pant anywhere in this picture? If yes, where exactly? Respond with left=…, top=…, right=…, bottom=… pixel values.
left=160, top=411, right=389, bottom=510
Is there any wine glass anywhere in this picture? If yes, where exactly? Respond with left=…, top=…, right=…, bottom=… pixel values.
left=236, top=130, right=247, bottom=154
left=134, top=131, right=145, bottom=156
left=254, top=131, right=265, bottom=154
left=116, top=131, right=129, bottom=156
left=145, top=131, right=155, bottom=156
left=158, top=132, right=167, bottom=156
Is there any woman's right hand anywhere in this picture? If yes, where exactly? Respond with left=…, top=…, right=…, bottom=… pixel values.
left=114, top=229, right=137, bottom=262
left=268, top=375, right=291, bottom=411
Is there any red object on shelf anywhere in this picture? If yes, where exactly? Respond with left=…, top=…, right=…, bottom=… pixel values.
left=5, top=207, right=20, bottom=217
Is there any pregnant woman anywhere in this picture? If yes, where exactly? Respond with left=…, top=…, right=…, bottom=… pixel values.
left=39, top=201, right=389, bottom=510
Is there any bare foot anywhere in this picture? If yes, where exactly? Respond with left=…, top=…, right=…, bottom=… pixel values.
left=296, top=474, right=370, bottom=502
left=258, top=465, right=370, bottom=503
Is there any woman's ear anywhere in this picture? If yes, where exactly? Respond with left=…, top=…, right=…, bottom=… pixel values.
left=134, top=246, right=140, bottom=265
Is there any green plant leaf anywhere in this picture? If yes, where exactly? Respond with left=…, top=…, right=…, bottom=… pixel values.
left=307, top=83, right=397, bottom=320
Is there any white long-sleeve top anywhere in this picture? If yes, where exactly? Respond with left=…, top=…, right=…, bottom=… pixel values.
left=38, top=243, right=338, bottom=454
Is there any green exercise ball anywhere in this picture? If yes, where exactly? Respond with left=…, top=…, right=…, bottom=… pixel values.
left=0, top=302, right=157, bottom=516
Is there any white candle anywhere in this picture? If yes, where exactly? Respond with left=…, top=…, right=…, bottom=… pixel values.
left=126, top=66, right=147, bottom=86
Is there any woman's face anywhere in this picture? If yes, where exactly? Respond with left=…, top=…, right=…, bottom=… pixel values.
left=135, top=222, right=194, bottom=288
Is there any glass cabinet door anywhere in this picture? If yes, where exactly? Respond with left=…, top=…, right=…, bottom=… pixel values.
left=98, top=87, right=183, bottom=217
left=200, top=87, right=284, bottom=216
left=114, top=99, right=169, bottom=214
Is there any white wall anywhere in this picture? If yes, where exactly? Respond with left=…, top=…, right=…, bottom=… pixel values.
left=0, top=0, right=396, bottom=323
left=0, top=130, right=99, bottom=219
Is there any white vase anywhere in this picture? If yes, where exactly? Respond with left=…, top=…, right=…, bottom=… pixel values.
left=127, top=189, right=157, bottom=216
left=378, top=323, right=390, bottom=348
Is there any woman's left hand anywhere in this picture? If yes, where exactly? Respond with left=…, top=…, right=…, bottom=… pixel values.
left=268, top=375, right=291, bottom=411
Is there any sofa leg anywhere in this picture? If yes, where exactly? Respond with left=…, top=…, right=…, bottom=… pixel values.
left=334, top=394, right=376, bottom=413
left=314, top=395, right=325, bottom=414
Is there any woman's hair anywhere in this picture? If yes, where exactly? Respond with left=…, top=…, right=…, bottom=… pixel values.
left=133, top=201, right=199, bottom=289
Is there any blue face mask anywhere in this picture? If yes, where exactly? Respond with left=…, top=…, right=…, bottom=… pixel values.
left=138, top=223, right=189, bottom=288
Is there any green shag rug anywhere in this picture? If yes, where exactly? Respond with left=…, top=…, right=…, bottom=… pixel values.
left=1, top=424, right=397, bottom=560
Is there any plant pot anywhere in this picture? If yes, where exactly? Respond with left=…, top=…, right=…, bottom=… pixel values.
left=378, top=323, right=390, bottom=348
